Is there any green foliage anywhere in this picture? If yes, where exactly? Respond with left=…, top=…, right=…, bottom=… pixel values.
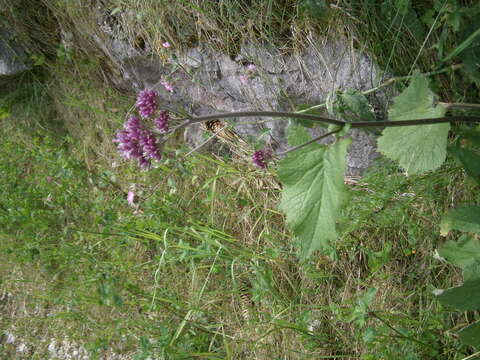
left=367, top=242, right=392, bottom=273
left=459, top=322, right=480, bottom=349
left=299, top=0, right=331, bottom=21
left=347, top=288, right=377, bottom=328
left=443, top=11, right=480, bottom=86
left=326, top=89, right=376, bottom=122
left=4, top=1, right=480, bottom=358
left=443, top=25, right=480, bottom=62
left=377, top=74, right=449, bottom=175
left=440, top=207, right=480, bottom=236
left=278, top=125, right=351, bottom=258
left=439, top=235, right=480, bottom=268
left=436, top=213, right=480, bottom=348
left=448, top=126, right=480, bottom=185
left=448, top=145, right=480, bottom=184
left=437, top=277, right=480, bottom=311
left=293, top=105, right=326, bottom=128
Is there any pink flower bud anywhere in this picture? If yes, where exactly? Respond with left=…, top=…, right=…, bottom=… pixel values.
left=160, top=79, right=174, bottom=93
left=239, top=75, right=248, bottom=85
left=127, top=191, right=135, bottom=206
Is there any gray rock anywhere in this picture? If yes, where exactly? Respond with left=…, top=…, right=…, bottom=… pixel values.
left=0, top=29, right=30, bottom=76
left=91, top=11, right=385, bottom=176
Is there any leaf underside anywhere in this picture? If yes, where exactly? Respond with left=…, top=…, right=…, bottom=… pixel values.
left=278, top=125, right=351, bottom=258
left=377, top=74, right=449, bottom=175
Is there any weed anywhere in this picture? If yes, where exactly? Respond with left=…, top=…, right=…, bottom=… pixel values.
left=2, top=0, right=480, bottom=359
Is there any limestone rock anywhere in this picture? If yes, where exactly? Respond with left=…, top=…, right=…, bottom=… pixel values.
left=91, top=11, right=386, bottom=175
left=0, top=29, right=30, bottom=77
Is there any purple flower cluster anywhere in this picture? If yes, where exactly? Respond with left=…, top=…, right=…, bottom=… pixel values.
left=154, top=110, right=169, bottom=133
left=113, top=116, right=162, bottom=169
left=252, top=149, right=272, bottom=169
left=114, top=116, right=144, bottom=160
left=140, top=130, right=162, bottom=161
left=136, top=89, right=157, bottom=118
left=113, top=89, right=175, bottom=169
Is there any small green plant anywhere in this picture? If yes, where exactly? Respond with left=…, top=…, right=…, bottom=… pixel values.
left=434, top=127, right=480, bottom=348
left=117, top=71, right=479, bottom=258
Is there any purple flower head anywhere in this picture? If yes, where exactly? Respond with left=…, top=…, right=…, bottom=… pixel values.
left=162, top=42, right=171, bottom=48
left=113, top=116, right=146, bottom=160
left=154, top=110, right=169, bottom=133
left=114, top=129, right=141, bottom=160
left=252, top=149, right=272, bottom=169
left=124, top=116, right=143, bottom=138
left=247, top=64, right=256, bottom=72
left=160, top=79, right=174, bottom=93
left=114, top=112, right=163, bottom=169
left=136, top=89, right=158, bottom=118
left=139, top=129, right=162, bottom=161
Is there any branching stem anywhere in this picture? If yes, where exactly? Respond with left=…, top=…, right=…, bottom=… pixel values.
left=178, top=111, right=480, bottom=130
left=297, top=63, right=463, bottom=114
left=368, top=311, right=430, bottom=348
left=161, top=110, right=480, bottom=154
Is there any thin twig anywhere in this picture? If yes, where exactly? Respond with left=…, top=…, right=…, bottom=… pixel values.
left=297, top=63, right=463, bottom=114
left=183, top=134, right=217, bottom=157
left=369, top=311, right=430, bottom=348
left=441, top=102, right=480, bottom=110
left=461, top=351, right=480, bottom=360
left=277, top=129, right=341, bottom=156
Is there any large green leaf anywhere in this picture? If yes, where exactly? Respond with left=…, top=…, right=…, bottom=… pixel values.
left=437, top=275, right=480, bottom=311
left=438, top=235, right=480, bottom=269
left=377, top=74, right=449, bottom=175
left=448, top=145, right=480, bottom=185
left=463, top=259, right=480, bottom=283
left=440, top=206, right=480, bottom=236
left=278, top=125, right=351, bottom=258
left=459, top=321, right=480, bottom=349
left=449, top=127, right=480, bottom=185
left=458, top=126, right=480, bottom=148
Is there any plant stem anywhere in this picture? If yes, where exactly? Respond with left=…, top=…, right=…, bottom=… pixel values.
left=461, top=351, right=480, bottom=360
left=180, top=111, right=480, bottom=129
left=441, top=102, right=480, bottom=111
left=368, top=311, right=430, bottom=348
left=297, top=63, right=463, bottom=114
left=276, top=129, right=341, bottom=156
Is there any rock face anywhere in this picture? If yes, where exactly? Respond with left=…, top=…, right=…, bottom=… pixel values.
left=94, top=22, right=387, bottom=176
left=0, top=29, right=30, bottom=76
